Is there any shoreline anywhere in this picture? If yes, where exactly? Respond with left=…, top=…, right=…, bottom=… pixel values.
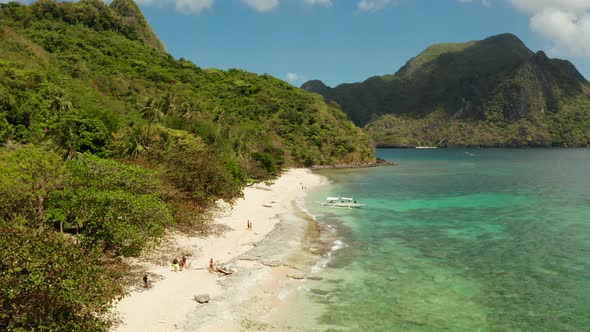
left=310, top=157, right=397, bottom=169
left=110, top=168, right=328, bottom=332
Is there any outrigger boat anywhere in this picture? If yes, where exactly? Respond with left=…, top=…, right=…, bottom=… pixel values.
left=318, top=196, right=365, bottom=208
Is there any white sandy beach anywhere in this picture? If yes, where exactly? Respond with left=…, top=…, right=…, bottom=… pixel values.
left=111, top=168, right=327, bottom=332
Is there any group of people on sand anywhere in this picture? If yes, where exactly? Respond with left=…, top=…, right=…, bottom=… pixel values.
left=143, top=256, right=217, bottom=288
left=172, top=255, right=187, bottom=272
left=143, top=217, right=256, bottom=287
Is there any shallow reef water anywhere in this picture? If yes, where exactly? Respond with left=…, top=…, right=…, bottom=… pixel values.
left=293, top=148, right=590, bottom=331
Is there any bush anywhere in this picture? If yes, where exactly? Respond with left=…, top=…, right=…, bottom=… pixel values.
left=0, top=145, right=65, bottom=226
left=47, top=155, right=173, bottom=256
left=0, top=227, right=124, bottom=331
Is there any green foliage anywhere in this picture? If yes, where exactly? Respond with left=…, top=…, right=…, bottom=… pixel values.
left=0, top=0, right=373, bottom=166
left=56, top=113, right=111, bottom=156
left=65, top=154, right=162, bottom=194
left=252, top=152, right=277, bottom=175
left=47, top=155, right=173, bottom=256
left=52, top=188, right=172, bottom=256
left=0, top=227, right=124, bottom=331
left=0, top=145, right=65, bottom=226
left=145, top=126, right=245, bottom=205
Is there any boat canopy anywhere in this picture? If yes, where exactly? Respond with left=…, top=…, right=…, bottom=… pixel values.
left=326, top=197, right=354, bottom=201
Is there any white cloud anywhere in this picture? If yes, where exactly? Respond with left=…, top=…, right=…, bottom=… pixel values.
left=456, top=0, right=491, bottom=7
left=242, top=0, right=279, bottom=12
left=134, top=0, right=213, bottom=14
left=511, top=0, right=590, bottom=14
left=304, top=0, right=333, bottom=6
left=510, top=0, right=590, bottom=57
left=286, top=72, right=301, bottom=83
left=357, top=0, right=394, bottom=12
left=175, top=0, right=214, bottom=14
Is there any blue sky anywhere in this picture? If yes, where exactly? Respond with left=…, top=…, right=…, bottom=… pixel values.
left=136, top=0, right=590, bottom=87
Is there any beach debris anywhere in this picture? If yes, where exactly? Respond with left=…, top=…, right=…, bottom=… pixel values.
left=286, top=273, right=307, bottom=280
left=194, top=294, right=211, bottom=303
left=306, top=276, right=323, bottom=281
left=241, top=318, right=273, bottom=330
left=310, top=288, right=329, bottom=296
left=214, top=261, right=236, bottom=276
left=260, top=260, right=281, bottom=267
left=262, top=204, right=272, bottom=208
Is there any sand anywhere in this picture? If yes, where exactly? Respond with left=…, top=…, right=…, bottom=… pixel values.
left=111, top=168, right=327, bottom=332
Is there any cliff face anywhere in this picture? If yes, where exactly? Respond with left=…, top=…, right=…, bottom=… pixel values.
left=302, top=34, right=590, bottom=147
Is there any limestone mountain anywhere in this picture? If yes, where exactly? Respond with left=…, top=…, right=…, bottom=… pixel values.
left=302, top=33, right=590, bottom=147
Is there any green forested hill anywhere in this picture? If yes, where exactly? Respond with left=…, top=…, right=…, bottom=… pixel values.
left=0, top=0, right=372, bottom=165
left=302, top=33, right=590, bottom=147
left=0, top=1, right=373, bottom=330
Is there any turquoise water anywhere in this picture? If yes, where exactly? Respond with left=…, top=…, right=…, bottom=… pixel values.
left=300, top=149, right=590, bottom=331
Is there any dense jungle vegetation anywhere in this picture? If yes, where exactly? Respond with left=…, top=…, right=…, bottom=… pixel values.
left=0, top=0, right=374, bottom=330
left=303, top=34, right=590, bottom=147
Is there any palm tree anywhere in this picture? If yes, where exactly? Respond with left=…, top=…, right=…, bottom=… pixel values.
left=180, top=98, right=199, bottom=121
left=50, top=96, right=73, bottom=113
left=140, top=97, right=163, bottom=144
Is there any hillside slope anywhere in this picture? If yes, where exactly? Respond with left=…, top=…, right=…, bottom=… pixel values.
left=0, top=0, right=373, bottom=165
left=302, top=33, right=590, bottom=147
left=0, top=1, right=374, bottom=329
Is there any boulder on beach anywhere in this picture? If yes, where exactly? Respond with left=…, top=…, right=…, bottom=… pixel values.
left=194, top=294, right=211, bottom=303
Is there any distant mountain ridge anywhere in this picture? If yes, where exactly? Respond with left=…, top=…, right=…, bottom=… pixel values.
left=302, top=33, right=590, bottom=147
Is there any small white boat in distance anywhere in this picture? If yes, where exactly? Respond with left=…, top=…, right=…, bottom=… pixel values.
left=318, top=197, right=366, bottom=208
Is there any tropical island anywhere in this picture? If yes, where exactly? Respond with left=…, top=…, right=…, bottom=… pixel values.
left=0, top=0, right=373, bottom=330
left=2, top=0, right=590, bottom=331
left=302, top=33, right=590, bottom=148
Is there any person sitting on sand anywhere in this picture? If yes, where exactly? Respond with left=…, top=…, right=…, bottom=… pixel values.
left=172, top=258, right=179, bottom=272
left=209, top=258, right=214, bottom=272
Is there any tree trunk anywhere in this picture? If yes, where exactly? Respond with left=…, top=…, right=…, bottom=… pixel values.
left=36, top=194, right=44, bottom=221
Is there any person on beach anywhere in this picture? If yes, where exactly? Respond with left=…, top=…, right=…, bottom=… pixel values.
left=143, top=274, right=149, bottom=288
left=172, top=258, right=179, bottom=272
left=180, top=255, right=186, bottom=271
left=209, top=258, right=214, bottom=272
left=179, top=255, right=186, bottom=271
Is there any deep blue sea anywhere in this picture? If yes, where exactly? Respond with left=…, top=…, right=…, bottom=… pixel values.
left=293, top=148, right=590, bottom=331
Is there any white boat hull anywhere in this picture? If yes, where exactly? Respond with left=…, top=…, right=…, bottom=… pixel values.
left=317, top=202, right=365, bottom=208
